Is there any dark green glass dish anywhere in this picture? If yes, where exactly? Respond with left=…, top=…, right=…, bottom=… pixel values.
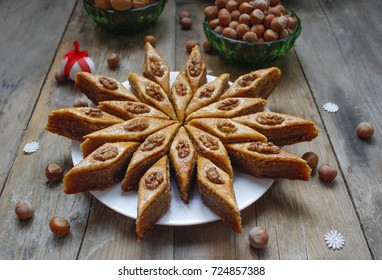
left=83, top=0, right=168, bottom=33
left=203, top=9, right=301, bottom=66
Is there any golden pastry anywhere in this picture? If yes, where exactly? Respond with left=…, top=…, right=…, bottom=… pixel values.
left=185, top=124, right=233, bottom=177
left=185, top=73, right=230, bottom=117
left=98, top=100, right=170, bottom=120
left=63, top=142, right=139, bottom=194
left=128, top=73, right=178, bottom=120
left=233, top=111, right=319, bottom=146
left=75, top=72, right=139, bottom=105
left=220, top=67, right=281, bottom=100
left=169, top=71, right=193, bottom=123
left=185, top=44, right=207, bottom=93
left=136, top=155, right=171, bottom=240
left=186, top=97, right=267, bottom=122
left=81, top=117, right=177, bottom=157
left=226, top=141, right=312, bottom=180
left=121, top=123, right=181, bottom=191
left=143, top=42, right=170, bottom=93
left=169, top=127, right=197, bottom=204
left=45, top=107, right=123, bottom=142
left=197, top=156, right=242, bottom=232
left=188, top=118, right=267, bottom=143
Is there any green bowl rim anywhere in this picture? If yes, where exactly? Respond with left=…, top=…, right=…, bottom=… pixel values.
left=203, top=8, right=301, bottom=46
left=83, top=0, right=167, bottom=14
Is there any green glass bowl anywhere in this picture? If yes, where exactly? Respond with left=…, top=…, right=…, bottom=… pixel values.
left=203, top=9, right=301, bottom=66
left=83, top=0, right=168, bottom=33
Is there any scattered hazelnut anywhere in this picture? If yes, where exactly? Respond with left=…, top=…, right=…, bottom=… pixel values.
left=180, top=17, right=192, bottom=30
left=203, top=41, right=213, bottom=53
left=73, top=97, right=89, bottom=107
left=356, top=122, right=374, bottom=139
left=107, top=53, right=121, bottom=68
left=15, top=199, right=34, bottom=220
left=249, top=227, right=269, bottom=249
left=54, top=69, right=67, bottom=83
left=318, top=164, right=337, bottom=182
left=49, top=216, right=70, bottom=237
left=144, top=35, right=156, bottom=47
left=45, top=163, right=64, bottom=182
left=186, top=40, right=198, bottom=53
left=302, top=152, right=319, bottom=170
left=179, top=10, right=190, bottom=19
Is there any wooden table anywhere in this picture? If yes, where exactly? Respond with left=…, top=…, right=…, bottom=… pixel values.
left=0, top=0, right=380, bottom=260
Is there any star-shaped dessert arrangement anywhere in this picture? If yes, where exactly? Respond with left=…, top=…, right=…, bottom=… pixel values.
left=46, top=42, right=319, bottom=240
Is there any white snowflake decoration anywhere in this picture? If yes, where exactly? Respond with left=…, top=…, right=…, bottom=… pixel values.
left=325, top=230, right=346, bottom=250
left=23, top=141, right=39, bottom=154
left=323, top=102, right=339, bottom=113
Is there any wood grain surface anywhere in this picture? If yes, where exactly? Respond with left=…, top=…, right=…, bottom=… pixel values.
left=0, top=0, right=379, bottom=260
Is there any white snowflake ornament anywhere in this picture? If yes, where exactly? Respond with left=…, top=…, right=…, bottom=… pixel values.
left=323, top=102, right=339, bottom=113
left=23, top=141, right=39, bottom=154
left=325, top=230, right=346, bottom=250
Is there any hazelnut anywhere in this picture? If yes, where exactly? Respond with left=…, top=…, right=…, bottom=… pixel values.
left=239, top=2, right=253, bottom=14
left=229, top=20, right=240, bottom=30
left=231, top=10, right=241, bottom=21
left=274, top=4, right=286, bottom=15
left=180, top=17, right=192, bottom=30
left=186, top=40, right=198, bottom=53
left=204, top=6, right=218, bottom=19
left=269, top=0, right=280, bottom=7
left=249, top=227, right=269, bottom=249
left=252, top=0, right=269, bottom=11
left=264, top=29, right=278, bottom=41
left=267, top=6, right=281, bottom=16
left=107, top=52, right=121, bottom=68
left=218, top=8, right=231, bottom=27
left=271, top=16, right=289, bottom=32
left=94, top=0, right=112, bottom=10
left=318, top=164, right=337, bottom=182
left=179, top=10, right=190, bottom=19
left=203, top=41, right=213, bottom=53
left=222, top=27, right=238, bottom=39
left=45, top=163, right=64, bottom=182
left=214, top=25, right=224, bottom=34
left=215, top=0, right=228, bottom=9
left=239, top=13, right=251, bottom=25
left=73, top=97, right=89, bottom=107
left=250, top=9, right=265, bottom=24
left=243, top=31, right=258, bottom=42
left=110, top=0, right=132, bottom=11
left=357, top=122, right=374, bottom=139
left=209, top=18, right=220, bottom=29
left=236, top=23, right=250, bottom=38
left=251, top=24, right=265, bottom=37
left=54, top=69, right=67, bottom=83
left=258, top=37, right=265, bottom=42
left=49, top=216, right=70, bottom=237
left=15, top=199, right=34, bottom=220
left=144, top=35, right=156, bottom=47
left=263, top=14, right=276, bottom=28
left=278, top=28, right=290, bottom=39
left=302, top=152, right=319, bottom=170
left=226, top=0, right=239, bottom=12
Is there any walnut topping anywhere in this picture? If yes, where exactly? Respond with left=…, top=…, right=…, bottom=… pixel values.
left=124, top=102, right=150, bottom=114
left=176, top=140, right=190, bottom=158
left=93, top=146, right=119, bottom=161
left=256, top=112, right=285, bottom=126
left=82, top=108, right=103, bottom=118
left=124, top=119, right=149, bottom=132
left=199, top=134, right=219, bottom=150
left=206, top=167, right=225, bottom=184
left=198, top=85, right=215, bottom=99
left=141, top=134, right=165, bottom=151
left=149, top=58, right=164, bottom=77
left=99, top=77, right=119, bottom=90
left=144, top=171, right=164, bottom=190
left=145, top=84, right=164, bottom=101
left=237, top=73, right=259, bottom=87
left=174, top=83, right=188, bottom=96
left=217, top=120, right=237, bottom=134
left=217, top=99, right=239, bottom=111
left=188, top=55, right=202, bottom=77
left=247, top=142, right=281, bottom=154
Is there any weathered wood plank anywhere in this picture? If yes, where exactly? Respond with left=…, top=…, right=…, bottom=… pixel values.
left=289, top=0, right=382, bottom=258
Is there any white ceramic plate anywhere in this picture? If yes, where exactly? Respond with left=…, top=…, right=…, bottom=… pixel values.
left=71, top=72, right=274, bottom=226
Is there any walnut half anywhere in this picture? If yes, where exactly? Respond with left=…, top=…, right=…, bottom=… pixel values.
left=144, top=171, right=164, bottom=190
left=247, top=142, right=281, bottom=154
left=99, top=77, right=119, bottom=90
left=199, top=134, right=219, bottom=150
left=141, top=134, right=165, bottom=151
left=93, top=146, right=119, bottom=161
left=206, top=167, right=225, bottom=184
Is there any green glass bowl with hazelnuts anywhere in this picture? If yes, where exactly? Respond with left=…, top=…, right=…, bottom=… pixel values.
left=83, top=0, right=168, bottom=33
left=203, top=6, right=301, bottom=66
